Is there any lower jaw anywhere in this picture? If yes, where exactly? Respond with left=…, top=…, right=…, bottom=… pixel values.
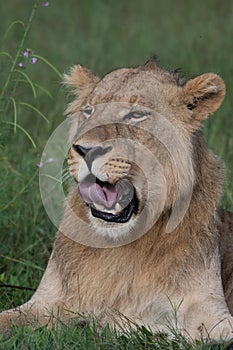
left=90, top=192, right=138, bottom=223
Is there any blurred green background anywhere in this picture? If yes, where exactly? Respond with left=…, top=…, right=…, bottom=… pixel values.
left=1, top=0, right=232, bottom=154
left=0, top=0, right=232, bottom=331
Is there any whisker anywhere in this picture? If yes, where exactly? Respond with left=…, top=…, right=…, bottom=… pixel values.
left=67, top=161, right=79, bottom=167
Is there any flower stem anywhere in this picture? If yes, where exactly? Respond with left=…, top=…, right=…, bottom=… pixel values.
left=0, top=0, right=40, bottom=111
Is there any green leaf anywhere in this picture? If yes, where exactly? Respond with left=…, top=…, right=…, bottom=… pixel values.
left=5, top=121, right=36, bottom=148
left=18, top=101, right=49, bottom=123
left=0, top=51, right=13, bottom=63
left=33, top=54, right=63, bottom=80
left=0, top=255, right=43, bottom=271
left=33, top=82, right=53, bottom=99
left=2, top=20, right=25, bottom=41
left=10, top=97, right=17, bottom=133
left=14, top=80, right=53, bottom=99
left=15, top=69, right=37, bottom=98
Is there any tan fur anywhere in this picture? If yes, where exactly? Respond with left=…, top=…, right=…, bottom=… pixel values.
left=0, top=59, right=233, bottom=343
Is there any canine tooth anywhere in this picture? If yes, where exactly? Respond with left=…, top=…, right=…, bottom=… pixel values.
left=93, top=203, right=105, bottom=211
left=115, top=203, right=123, bottom=213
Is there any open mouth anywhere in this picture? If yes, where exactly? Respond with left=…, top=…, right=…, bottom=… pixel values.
left=78, top=176, right=138, bottom=223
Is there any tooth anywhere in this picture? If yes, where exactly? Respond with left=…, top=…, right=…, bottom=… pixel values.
left=115, top=203, right=123, bottom=213
left=93, top=202, right=105, bottom=211
left=107, top=209, right=116, bottom=214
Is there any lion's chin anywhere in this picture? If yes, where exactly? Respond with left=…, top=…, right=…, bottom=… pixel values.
left=90, top=191, right=138, bottom=223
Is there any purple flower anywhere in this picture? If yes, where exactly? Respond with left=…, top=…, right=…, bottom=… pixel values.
left=18, top=62, right=24, bottom=68
left=37, top=162, right=44, bottom=168
left=30, top=57, right=38, bottom=64
left=22, top=51, right=29, bottom=58
left=46, top=157, right=54, bottom=163
left=37, top=158, right=54, bottom=168
left=41, top=1, right=49, bottom=6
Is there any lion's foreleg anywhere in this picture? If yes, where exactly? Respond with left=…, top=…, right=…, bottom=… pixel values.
left=0, top=254, right=65, bottom=337
left=179, top=255, right=233, bottom=342
left=181, top=293, right=233, bottom=341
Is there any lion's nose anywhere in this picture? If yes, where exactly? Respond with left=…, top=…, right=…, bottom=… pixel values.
left=72, top=144, right=112, bottom=169
left=73, top=144, right=91, bottom=157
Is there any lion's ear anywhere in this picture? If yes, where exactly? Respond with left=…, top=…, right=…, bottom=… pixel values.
left=64, top=64, right=100, bottom=95
left=182, top=73, right=225, bottom=121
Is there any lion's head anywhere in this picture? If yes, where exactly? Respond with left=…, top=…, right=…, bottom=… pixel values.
left=64, top=57, right=225, bottom=243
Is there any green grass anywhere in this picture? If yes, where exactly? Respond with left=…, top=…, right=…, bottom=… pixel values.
left=0, top=321, right=228, bottom=350
left=0, top=0, right=233, bottom=349
left=1, top=322, right=231, bottom=350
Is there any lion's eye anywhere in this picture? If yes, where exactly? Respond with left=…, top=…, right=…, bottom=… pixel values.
left=122, top=110, right=151, bottom=122
left=82, top=106, right=94, bottom=118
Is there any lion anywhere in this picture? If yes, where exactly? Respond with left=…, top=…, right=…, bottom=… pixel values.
left=0, top=57, right=233, bottom=344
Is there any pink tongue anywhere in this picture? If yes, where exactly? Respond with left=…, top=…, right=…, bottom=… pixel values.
left=78, top=182, right=118, bottom=209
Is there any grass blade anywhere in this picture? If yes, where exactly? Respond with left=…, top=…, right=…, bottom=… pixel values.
left=5, top=121, right=36, bottom=148
left=2, top=20, right=25, bottom=41
left=10, top=97, right=17, bottom=133
left=33, top=53, right=63, bottom=80
left=15, top=69, right=37, bottom=98
left=33, top=82, right=53, bottom=99
left=18, top=101, right=49, bottom=123
left=0, top=51, right=13, bottom=63
left=13, top=80, right=53, bottom=99
left=0, top=255, right=43, bottom=271
left=0, top=171, right=37, bottom=211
